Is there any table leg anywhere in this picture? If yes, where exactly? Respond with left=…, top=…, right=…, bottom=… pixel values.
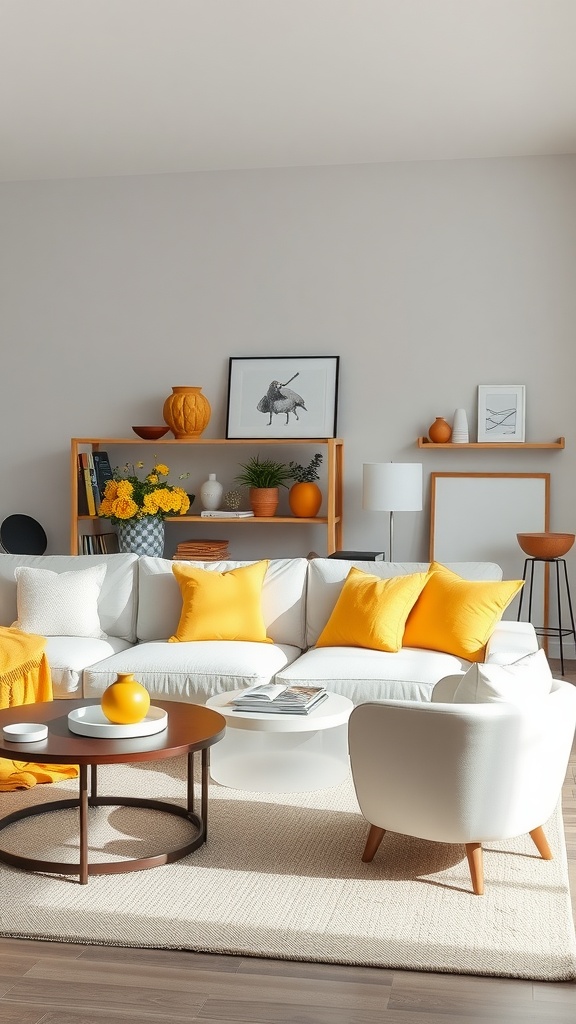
left=90, top=763, right=98, bottom=803
left=79, top=764, right=89, bottom=885
left=187, top=751, right=194, bottom=813
left=201, top=747, right=209, bottom=843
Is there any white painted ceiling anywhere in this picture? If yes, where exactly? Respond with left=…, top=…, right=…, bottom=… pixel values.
left=2, top=0, right=576, bottom=182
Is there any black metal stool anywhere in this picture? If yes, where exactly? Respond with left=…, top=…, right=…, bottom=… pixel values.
left=517, top=557, right=576, bottom=676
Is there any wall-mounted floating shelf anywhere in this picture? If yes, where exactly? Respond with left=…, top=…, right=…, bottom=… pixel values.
left=417, top=437, right=565, bottom=450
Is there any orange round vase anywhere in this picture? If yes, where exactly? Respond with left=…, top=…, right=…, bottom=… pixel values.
left=101, top=673, right=151, bottom=725
left=289, top=482, right=322, bottom=518
left=250, top=487, right=279, bottom=517
left=163, top=386, right=211, bottom=439
left=428, top=417, right=452, bottom=443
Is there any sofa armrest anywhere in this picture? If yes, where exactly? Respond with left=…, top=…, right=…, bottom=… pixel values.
left=485, top=620, right=539, bottom=663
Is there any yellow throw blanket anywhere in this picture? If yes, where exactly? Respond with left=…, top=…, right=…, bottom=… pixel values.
left=0, top=626, right=79, bottom=791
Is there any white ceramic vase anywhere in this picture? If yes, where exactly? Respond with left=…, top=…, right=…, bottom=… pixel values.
left=200, top=473, right=223, bottom=511
left=452, top=408, right=469, bottom=444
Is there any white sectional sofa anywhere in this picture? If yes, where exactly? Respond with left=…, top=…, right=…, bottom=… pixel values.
left=0, top=552, right=539, bottom=705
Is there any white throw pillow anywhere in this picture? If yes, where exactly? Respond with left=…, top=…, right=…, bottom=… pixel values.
left=12, top=564, right=107, bottom=638
left=448, top=648, right=553, bottom=705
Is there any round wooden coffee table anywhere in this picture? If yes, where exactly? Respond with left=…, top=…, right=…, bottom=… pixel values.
left=0, top=699, right=225, bottom=884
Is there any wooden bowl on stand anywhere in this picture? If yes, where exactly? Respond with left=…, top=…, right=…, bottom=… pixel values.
left=517, top=533, right=575, bottom=559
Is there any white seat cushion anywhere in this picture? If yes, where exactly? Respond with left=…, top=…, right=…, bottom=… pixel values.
left=44, top=635, right=134, bottom=698
left=275, top=645, right=472, bottom=704
left=83, top=640, right=302, bottom=704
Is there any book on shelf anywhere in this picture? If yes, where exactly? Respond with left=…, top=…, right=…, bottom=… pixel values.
left=327, top=550, right=385, bottom=561
left=87, top=452, right=101, bottom=511
left=92, top=450, right=114, bottom=501
left=229, top=683, right=328, bottom=714
left=200, top=510, right=254, bottom=518
left=77, top=456, right=89, bottom=515
left=79, top=532, right=120, bottom=555
left=79, top=452, right=96, bottom=516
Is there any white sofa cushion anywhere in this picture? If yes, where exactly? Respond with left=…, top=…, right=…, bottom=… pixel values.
left=13, top=564, right=107, bottom=638
left=275, top=645, right=472, bottom=703
left=450, top=648, right=553, bottom=705
left=0, top=553, right=139, bottom=642
left=83, top=639, right=302, bottom=704
left=305, top=559, right=504, bottom=648
left=137, top=557, right=308, bottom=648
left=45, top=635, right=134, bottom=698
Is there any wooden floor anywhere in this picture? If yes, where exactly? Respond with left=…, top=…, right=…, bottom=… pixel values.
left=0, top=662, right=575, bottom=1023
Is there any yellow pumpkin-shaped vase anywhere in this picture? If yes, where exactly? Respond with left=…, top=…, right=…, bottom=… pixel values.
left=289, top=482, right=322, bottom=518
left=163, top=386, right=211, bottom=439
left=101, top=673, right=151, bottom=725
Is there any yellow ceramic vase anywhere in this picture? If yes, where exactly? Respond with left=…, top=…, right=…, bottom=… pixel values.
left=163, top=386, right=211, bottom=439
left=101, top=673, right=151, bottom=725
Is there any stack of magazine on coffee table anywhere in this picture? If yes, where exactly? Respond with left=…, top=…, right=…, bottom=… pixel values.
left=229, top=683, right=328, bottom=715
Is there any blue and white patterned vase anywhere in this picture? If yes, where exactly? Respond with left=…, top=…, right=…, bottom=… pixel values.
left=116, top=518, right=165, bottom=557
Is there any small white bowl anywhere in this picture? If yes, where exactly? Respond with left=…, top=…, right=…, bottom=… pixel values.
left=2, top=723, right=48, bottom=743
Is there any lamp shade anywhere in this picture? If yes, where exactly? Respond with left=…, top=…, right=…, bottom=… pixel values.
left=362, top=463, right=423, bottom=512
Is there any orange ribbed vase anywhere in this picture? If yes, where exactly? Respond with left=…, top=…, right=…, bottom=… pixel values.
left=163, top=386, right=211, bottom=439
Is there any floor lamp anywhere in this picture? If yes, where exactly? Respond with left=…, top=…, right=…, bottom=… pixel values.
left=362, top=463, right=423, bottom=561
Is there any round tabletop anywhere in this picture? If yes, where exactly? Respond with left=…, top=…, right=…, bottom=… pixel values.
left=0, top=699, right=226, bottom=765
left=206, top=690, right=353, bottom=733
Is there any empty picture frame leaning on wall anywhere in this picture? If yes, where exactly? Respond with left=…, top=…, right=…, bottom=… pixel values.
left=430, top=472, right=550, bottom=623
left=477, top=384, right=526, bottom=442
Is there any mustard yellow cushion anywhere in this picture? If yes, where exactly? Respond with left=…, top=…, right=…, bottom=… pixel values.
left=403, top=562, right=524, bottom=662
left=168, top=560, right=272, bottom=643
left=315, top=567, right=429, bottom=652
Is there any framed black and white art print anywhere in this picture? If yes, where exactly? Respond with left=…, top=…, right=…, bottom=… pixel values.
left=477, top=384, right=526, bottom=442
left=226, top=356, right=340, bottom=439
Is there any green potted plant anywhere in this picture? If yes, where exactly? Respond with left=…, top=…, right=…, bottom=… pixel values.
left=235, top=455, right=293, bottom=517
left=287, top=453, right=323, bottom=518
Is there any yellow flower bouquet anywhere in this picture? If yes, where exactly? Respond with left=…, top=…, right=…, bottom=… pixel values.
left=98, top=461, right=190, bottom=524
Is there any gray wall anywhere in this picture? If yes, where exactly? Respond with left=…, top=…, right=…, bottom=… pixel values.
left=1, top=155, right=575, bottom=634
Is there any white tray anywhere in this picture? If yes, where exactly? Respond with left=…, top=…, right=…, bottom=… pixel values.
left=68, top=704, right=168, bottom=739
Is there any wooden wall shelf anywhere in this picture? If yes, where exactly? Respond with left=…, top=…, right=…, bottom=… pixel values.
left=417, top=437, right=565, bottom=450
left=71, top=436, right=343, bottom=556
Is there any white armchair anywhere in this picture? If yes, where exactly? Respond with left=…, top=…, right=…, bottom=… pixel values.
left=348, top=677, right=576, bottom=894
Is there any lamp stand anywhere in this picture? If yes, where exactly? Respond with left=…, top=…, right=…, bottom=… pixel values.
left=389, top=511, right=394, bottom=563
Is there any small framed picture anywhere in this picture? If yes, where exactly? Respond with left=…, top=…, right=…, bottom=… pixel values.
left=477, top=384, right=526, bottom=442
left=226, top=356, right=340, bottom=439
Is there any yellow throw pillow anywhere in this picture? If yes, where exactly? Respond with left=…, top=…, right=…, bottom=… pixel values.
left=403, top=562, right=523, bottom=662
left=315, top=567, right=429, bottom=652
left=169, top=560, right=272, bottom=643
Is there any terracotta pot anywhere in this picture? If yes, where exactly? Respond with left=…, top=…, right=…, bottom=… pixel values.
left=249, top=487, right=279, bottom=517
left=428, top=417, right=452, bottom=443
left=289, top=482, right=322, bottom=518
left=162, top=386, right=211, bottom=439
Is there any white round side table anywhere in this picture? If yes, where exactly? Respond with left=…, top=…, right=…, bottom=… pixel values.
left=205, top=690, right=353, bottom=793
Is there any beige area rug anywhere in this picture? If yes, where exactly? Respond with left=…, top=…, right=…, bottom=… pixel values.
left=0, top=757, right=575, bottom=981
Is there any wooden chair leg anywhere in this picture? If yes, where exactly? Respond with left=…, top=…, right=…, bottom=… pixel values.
left=362, top=824, right=386, bottom=862
left=465, top=842, right=484, bottom=895
left=529, top=825, right=553, bottom=860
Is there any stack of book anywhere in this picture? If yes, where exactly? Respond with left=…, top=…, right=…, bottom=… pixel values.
left=229, top=683, right=328, bottom=715
left=173, top=539, right=230, bottom=561
left=79, top=532, right=120, bottom=554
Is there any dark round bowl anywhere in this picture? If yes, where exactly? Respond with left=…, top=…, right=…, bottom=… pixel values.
left=131, top=426, right=170, bottom=440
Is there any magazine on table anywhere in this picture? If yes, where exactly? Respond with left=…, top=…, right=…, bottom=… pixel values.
left=230, top=683, right=328, bottom=714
